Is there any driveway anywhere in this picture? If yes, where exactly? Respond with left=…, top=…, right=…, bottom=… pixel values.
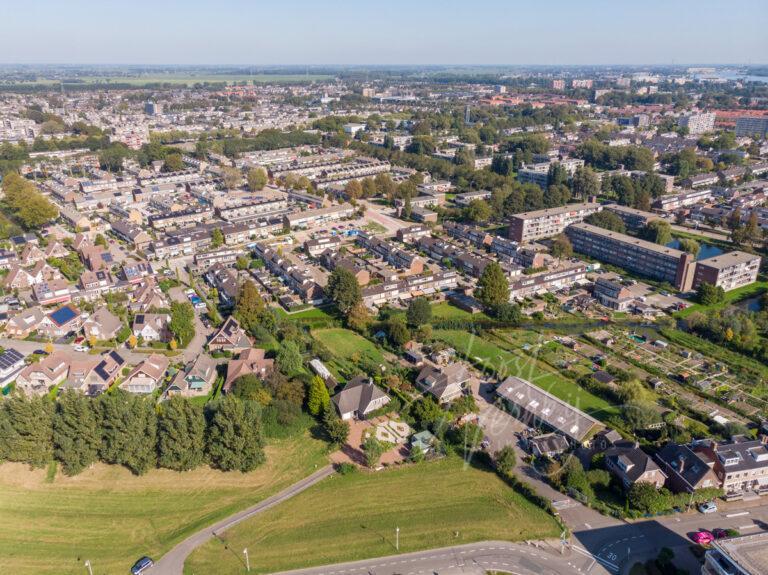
left=168, top=286, right=213, bottom=363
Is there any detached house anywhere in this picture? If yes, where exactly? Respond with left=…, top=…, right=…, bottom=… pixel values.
left=0, top=348, right=26, bottom=387
left=4, top=265, right=35, bottom=290
left=167, top=354, right=218, bottom=397
left=332, top=376, right=391, bottom=421
left=38, top=305, right=82, bottom=339
left=415, top=362, right=469, bottom=403
left=19, top=244, right=46, bottom=266
left=16, top=351, right=72, bottom=395
left=208, top=316, right=251, bottom=352
left=224, top=348, right=274, bottom=392
left=33, top=278, right=72, bottom=306
left=605, top=440, right=667, bottom=490
left=655, top=443, right=719, bottom=494
left=120, top=354, right=169, bottom=394
left=132, top=313, right=171, bottom=342
left=130, top=278, right=168, bottom=312
left=5, top=307, right=46, bottom=337
left=84, top=350, right=126, bottom=395
left=82, top=307, right=123, bottom=341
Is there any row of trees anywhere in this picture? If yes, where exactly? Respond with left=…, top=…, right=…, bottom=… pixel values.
left=0, top=391, right=265, bottom=476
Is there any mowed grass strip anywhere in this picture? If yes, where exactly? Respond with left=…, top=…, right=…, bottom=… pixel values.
left=0, top=434, right=328, bottom=575
left=433, top=330, right=619, bottom=418
left=184, top=457, right=560, bottom=574
left=312, top=327, right=384, bottom=364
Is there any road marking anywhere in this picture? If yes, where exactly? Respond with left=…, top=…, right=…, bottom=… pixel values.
left=727, top=511, right=750, bottom=518
left=740, top=524, right=758, bottom=530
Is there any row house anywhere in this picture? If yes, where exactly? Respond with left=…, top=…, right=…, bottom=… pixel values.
left=361, top=270, right=458, bottom=308
left=148, top=206, right=214, bottom=230
left=221, top=218, right=283, bottom=245
left=357, top=232, right=424, bottom=275
left=253, top=243, right=325, bottom=304
left=216, top=198, right=289, bottom=223
left=443, top=221, right=492, bottom=247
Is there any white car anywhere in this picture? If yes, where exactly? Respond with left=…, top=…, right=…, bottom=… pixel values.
left=73, top=345, right=89, bottom=353
left=699, top=501, right=718, bottom=514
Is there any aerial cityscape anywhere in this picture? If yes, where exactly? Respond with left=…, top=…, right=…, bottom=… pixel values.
left=1, top=2, right=768, bottom=575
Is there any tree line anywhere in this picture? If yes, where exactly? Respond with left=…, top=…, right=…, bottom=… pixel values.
left=0, top=390, right=265, bottom=476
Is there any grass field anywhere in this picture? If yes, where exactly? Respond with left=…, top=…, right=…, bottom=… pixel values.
left=433, top=329, right=619, bottom=418
left=0, top=433, right=329, bottom=575
left=430, top=301, right=491, bottom=322
left=311, top=327, right=385, bottom=365
left=184, top=457, right=560, bottom=574
left=676, top=280, right=768, bottom=318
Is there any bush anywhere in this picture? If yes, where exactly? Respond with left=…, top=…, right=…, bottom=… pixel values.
left=336, top=462, right=357, bottom=475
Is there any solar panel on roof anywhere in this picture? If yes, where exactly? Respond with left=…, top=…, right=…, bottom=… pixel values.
left=50, top=306, right=77, bottom=326
left=0, top=349, right=23, bottom=369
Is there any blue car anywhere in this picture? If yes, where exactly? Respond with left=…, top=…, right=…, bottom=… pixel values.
left=131, top=556, right=154, bottom=575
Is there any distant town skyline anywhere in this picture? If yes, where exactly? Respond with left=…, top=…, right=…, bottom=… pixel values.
left=1, top=0, right=766, bottom=66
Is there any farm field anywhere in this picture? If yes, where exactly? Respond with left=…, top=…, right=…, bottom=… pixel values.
left=184, top=456, right=560, bottom=574
left=0, top=433, right=328, bottom=575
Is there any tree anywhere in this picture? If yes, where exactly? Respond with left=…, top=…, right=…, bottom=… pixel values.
left=387, top=317, right=411, bottom=347
left=98, top=391, right=157, bottom=475
left=53, top=390, right=100, bottom=476
left=210, top=228, right=224, bottom=248
left=406, top=297, right=432, bottom=328
left=169, top=301, right=195, bottom=347
left=326, top=268, right=362, bottom=314
left=235, top=280, right=265, bottom=333
left=231, top=374, right=272, bottom=406
left=362, top=436, right=387, bottom=468
left=571, top=166, right=599, bottom=199
left=247, top=167, right=268, bottom=191
left=163, top=153, right=184, bottom=172
left=346, top=301, right=371, bottom=333
left=677, top=237, right=700, bottom=257
left=585, top=211, right=626, bottom=233
left=1, top=172, right=58, bottom=229
left=476, top=262, right=509, bottom=308
left=642, top=220, right=672, bottom=245
left=696, top=282, right=725, bottom=305
left=206, top=395, right=265, bottom=472
left=127, top=334, right=138, bottom=348
left=276, top=340, right=303, bottom=375
left=551, top=234, right=573, bottom=259
left=157, top=396, right=205, bottom=471
left=629, top=482, right=672, bottom=514
left=323, top=407, right=349, bottom=446
left=464, top=199, right=492, bottom=223
left=494, top=445, right=517, bottom=477
left=0, top=393, right=53, bottom=468
left=344, top=180, right=363, bottom=200
left=307, top=375, right=331, bottom=416
left=222, top=167, right=242, bottom=190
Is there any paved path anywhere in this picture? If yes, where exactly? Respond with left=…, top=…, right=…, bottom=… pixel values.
left=168, top=285, right=212, bottom=362
left=148, top=465, right=335, bottom=575
left=268, top=540, right=613, bottom=575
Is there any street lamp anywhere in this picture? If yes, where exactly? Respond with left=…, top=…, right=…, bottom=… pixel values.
left=84, top=560, right=93, bottom=575
left=244, top=548, right=250, bottom=572
left=396, top=526, right=400, bottom=551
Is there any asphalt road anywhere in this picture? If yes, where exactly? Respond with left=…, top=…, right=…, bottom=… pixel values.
left=168, top=285, right=213, bottom=362
left=147, top=465, right=335, bottom=575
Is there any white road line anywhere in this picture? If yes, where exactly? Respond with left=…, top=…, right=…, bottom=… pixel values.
left=727, top=511, right=750, bottom=518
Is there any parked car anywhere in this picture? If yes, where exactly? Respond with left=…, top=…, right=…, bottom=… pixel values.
left=699, top=501, right=718, bottom=514
left=73, top=345, right=89, bottom=353
left=130, top=556, right=154, bottom=575
left=33, top=349, right=49, bottom=356
left=691, top=530, right=715, bottom=545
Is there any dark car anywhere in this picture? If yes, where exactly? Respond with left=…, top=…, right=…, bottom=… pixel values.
left=33, top=349, right=49, bottom=356
left=131, top=556, right=154, bottom=575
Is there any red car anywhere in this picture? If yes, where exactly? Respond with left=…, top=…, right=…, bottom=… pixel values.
left=691, top=530, right=715, bottom=545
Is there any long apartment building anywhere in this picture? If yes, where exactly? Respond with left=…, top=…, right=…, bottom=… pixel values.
left=691, top=251, right=761, bottom=292
left=653, top=188, right=713, bottom=211
left=361, top=270, right=458, bottom=308
left=283, top=203, right=355, bottom=229
left=602, top=204, right=660, bottom=231
left=508, top=203, right=602, bottom=243
left=566, top=222, right=696, bottom=291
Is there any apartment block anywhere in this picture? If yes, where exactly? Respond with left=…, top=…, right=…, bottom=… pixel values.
left=566, top=222, right=695, bottom=290
left=283, top=203, right=355, bottom=229
left=735, top=116, right=768, bottom=138
left=508, top=203, right=602, bottom=242
left=677, top=112, right=716, bottom=135
left=692, top=251, right=761, bottom=292
left=602, top=204, right=660, bottom=231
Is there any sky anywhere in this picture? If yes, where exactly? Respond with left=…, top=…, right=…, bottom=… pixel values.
left=1, top=0, right=766, bottom=66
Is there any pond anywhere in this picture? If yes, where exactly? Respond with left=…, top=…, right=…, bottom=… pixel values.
left=666, top=239, right=724, bottom=261
left=737, top=296, right=764, bottom=313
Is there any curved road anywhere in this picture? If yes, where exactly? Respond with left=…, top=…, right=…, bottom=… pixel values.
left=147, top=465, right=335, bottom=575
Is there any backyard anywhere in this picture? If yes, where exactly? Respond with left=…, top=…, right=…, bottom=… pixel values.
left=184, top=456, right=560, bottom=574
left=0, top=433, right=328, bottom=575
left=312, top=327, right=386, bottom=366
left=432, top=329, right=619, bottom=419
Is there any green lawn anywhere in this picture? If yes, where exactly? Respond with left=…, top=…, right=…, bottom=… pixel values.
left=676, top=280, right=768, bottom=318
left=184, top=457, right=560, bottom=574
left=430, top=301, right=491, bottom=322
left=311, top=328, right=385, bottom=365
left=433, top=330, right=619, bottom=419
left=0, top=434, right=328, bottom=575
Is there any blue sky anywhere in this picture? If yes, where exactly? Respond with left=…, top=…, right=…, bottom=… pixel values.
left=1, top=0, right=766, bottom=65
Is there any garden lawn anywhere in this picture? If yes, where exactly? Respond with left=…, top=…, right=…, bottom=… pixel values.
left=433, top=330, right=619, bottom=419
left=430, top=301, right=491, bottom=322
left=675, top=279, right=767, bottom=319
left=311, top=327, right=385, bottom=365
left=0, top=434, right=328, bottom=575
left=184, top=456, right=560, bottom=574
